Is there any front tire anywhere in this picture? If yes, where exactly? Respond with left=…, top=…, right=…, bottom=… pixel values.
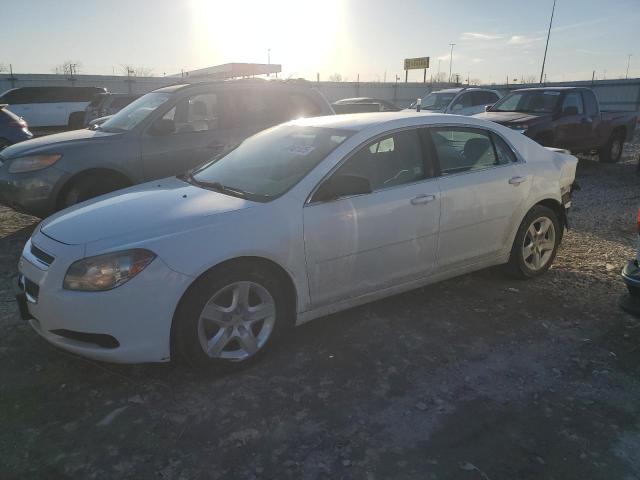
left=173, top=263, right=291, bottom=370
left=507, top=205, right=561, bottom=279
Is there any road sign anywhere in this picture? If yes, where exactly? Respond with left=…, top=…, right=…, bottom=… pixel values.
left=404, top=57, right=430, bottom=70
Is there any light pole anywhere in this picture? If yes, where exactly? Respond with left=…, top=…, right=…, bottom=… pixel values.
left=626, top=54, right=632, bottom=79
left=539, top=0, right=557, bottom=84
left=267, top=48, right=271, bottom=77
left=448, top=43, right=455, bottom=83
left=437, top=59, right=441, bottom=82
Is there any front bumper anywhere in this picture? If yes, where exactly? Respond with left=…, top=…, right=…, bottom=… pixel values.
left=0, top=163, right=69, bottom=217
left=16, top=230, right=194, bottom=364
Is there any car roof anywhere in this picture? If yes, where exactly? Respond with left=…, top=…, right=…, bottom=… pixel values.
left=334, top=97, right=383, bottom=104
left=152, top=79, right=315, bottom=94
left=431, top=87, right=496, bottom=94
left=513, top=86, right=584, bottom=92
left=288, top=111, right=492, bottom=132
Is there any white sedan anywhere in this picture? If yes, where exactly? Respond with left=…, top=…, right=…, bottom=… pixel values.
left=16, top=112, right=577, bottom=368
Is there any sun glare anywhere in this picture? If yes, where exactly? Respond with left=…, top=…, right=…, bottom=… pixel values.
left=189, top=0, right=345, bottom=78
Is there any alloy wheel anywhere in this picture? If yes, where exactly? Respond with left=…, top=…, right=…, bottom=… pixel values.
left=197, top=281, right=276, bottom=361
left=522, top=216, right=556, bottom=271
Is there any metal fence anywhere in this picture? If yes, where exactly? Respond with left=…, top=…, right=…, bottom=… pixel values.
left=2, top=73, right=639, bottom=112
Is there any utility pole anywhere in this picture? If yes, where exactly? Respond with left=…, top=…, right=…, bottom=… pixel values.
left=626, top=54, right=632, bottom=79
left=448, top=43, right=455, bottom=83
left=437, top=59, right=441, bottom=83
left=539, top=0, right=556, bottom=84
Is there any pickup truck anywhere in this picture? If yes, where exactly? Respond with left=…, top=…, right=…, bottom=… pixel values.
left=474, top=87, right=638, bottom=162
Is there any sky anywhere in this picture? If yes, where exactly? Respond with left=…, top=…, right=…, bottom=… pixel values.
left=1, top=0, right=639, bottom=84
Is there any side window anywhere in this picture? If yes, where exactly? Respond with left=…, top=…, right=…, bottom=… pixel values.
left=269, top=92, right=322, bottom=124
left=163, top=93, right=220, bottom=133
left=561, top=93, right=584, bottom=114
left=451, top=93, right=472, bottom=109
left=583, top=90, right=598, bottom=116
left=490, top=132, right=518, bottom=164
left=329, top=129, right=426, bottom=193
left=473, top=91, right=499, bottom=106
left=430, top=127, right=500, bottom=175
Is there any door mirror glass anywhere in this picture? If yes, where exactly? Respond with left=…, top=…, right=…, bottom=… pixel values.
left=562, top=105, right=578, bottom=116
left=484, top=104, right=494, bottom=112
left=149, top=118, right=175, bottom=136
left=313, top=174, right=372, bottom=202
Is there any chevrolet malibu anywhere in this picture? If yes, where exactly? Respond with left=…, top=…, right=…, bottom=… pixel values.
left=16, top=112, right=578, bottom=369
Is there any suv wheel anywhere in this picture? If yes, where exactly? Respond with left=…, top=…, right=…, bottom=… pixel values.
left=599, top=131, right=624, bottom=163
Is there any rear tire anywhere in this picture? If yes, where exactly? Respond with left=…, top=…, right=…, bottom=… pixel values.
left=507, top=205, right=561, bottom=279
left=599, top=131, right=624, bottom=163
left=59, top=174, right=129, bottom=210
left=173, top=263, right=292, bottom=371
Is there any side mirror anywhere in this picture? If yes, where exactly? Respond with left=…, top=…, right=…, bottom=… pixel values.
left=485, top=104, right=494, bottom=112
left=314, top=174, right=372, bottom=202
left=562, top=106, right=578, bottom=116
left=150, top=118, right=175, bottom=136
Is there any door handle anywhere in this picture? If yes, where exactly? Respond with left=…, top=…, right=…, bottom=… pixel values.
left=509, top=176, right=527, bottom=186
left=410, top=194, right=436, bottom=205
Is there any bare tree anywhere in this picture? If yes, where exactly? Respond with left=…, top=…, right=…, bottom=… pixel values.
left=0, top=63, right=7, bottom=73
left=328, top=73, right=343, bottom=82
left=432, top=71, right=448, bottom=83
left=120, top=65, right=155, bottom=77
left=53, top=61, right=82, bottom=76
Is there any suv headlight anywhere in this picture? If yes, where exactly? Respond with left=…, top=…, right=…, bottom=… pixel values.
left=8, top=154, right=62, bottom=173
left=64, top=249, right=156, bottom=291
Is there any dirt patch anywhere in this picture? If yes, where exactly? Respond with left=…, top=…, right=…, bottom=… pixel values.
left=1, top=140, right=639, bottom=479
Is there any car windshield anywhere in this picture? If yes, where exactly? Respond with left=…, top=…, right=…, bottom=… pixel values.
left=413, top=92, right=457, bottom=110
left=189, top=125, right=353, bottom=201
left=99, top=92, right=172, bottom=132
left=491, top=91, right=561, bottom=113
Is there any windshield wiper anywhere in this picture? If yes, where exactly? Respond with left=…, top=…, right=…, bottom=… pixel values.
left=180, top=173, right=249, bottom=198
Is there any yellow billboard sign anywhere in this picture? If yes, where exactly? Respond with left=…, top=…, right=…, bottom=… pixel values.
left=404, top=57, right=430, bottom=70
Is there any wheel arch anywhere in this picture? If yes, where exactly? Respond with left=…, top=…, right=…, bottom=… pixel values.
left=169, top=255, right=299, bottom=357
left=55, top=168, right=133, bottom=209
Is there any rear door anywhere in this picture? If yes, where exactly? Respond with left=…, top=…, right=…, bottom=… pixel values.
left=430, top=126, right=531, bottom=270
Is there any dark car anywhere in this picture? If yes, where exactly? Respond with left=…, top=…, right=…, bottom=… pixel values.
left=0, top=80, right=334, bottom=217
left=332, top=97, right=400, bottom=114
left=84, top=93, right=142, bottom=127
left=474, top=87, right=637, bottom=162
left=0, top=105, right=33, bottom=150
left=620, top=207, right=640, bottom=316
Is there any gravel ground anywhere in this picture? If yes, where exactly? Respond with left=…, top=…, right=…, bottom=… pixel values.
left=0, top=137, right=639, bottom=479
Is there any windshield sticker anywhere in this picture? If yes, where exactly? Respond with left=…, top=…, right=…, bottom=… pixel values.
left=543, top=91, right=561, bottom=96
left=285, top=145, right=316, bottom=156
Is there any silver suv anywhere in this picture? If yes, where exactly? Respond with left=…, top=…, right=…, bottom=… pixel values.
left=408, top=87, right=501, bottom=116
left=0, top=80, right=334, bottom=217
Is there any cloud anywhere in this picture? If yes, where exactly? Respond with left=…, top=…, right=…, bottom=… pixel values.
left=461, top=32, right=503, bottom=41
left=472, top=58, right=484, bottom=64
left=507, top=35, right=543, bottom=45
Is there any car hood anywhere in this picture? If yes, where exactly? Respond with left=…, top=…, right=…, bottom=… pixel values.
left=0, top=128, right=120, bottom=158
left=40, top=176, right=256, bottom=245
left=473, top=111, right=549, bottom=124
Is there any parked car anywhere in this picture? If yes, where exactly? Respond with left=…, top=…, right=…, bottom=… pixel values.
left=474, top=87, right=638, bottom=162
left=0, top=80, right=334, bottom=218
left=84, top=93, right=141, bottom=126
left=332, top=97, right=400, bottom=114
left=0, top=86, right=107, bottom=132
left=407, top=88, right=501, bottom=116
left=15, top=112, right=577, bottom=368
left=0, top=104, right=33, bottom=150
left=620, top=207, right=640, bottom=315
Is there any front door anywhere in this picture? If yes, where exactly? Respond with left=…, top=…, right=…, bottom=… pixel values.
left=429, top=126, right=531, bottom=270
left=303, top=128, right=441, bottom=308
left=140, top=91, right=233, bottom=180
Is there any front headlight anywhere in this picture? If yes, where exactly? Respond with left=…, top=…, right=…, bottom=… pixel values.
left=63, top=249, right=156, bottom=291
left=8, top=154, right=62, bottom=173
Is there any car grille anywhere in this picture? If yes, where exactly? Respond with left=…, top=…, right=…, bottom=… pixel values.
left=31, top=244, right=55, bottom=267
